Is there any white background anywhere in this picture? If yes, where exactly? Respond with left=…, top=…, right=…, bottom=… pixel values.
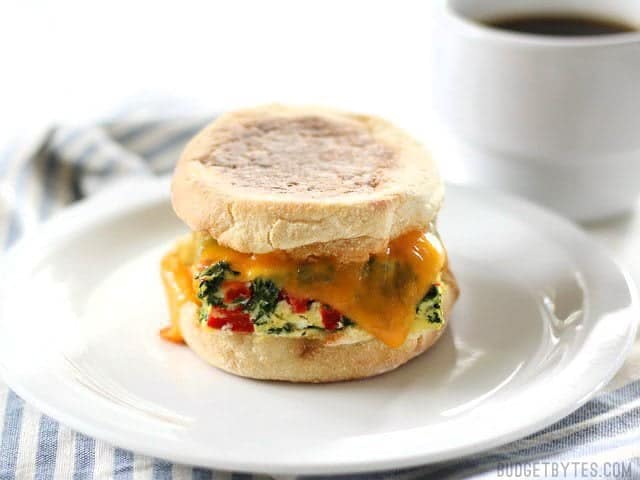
left=2, top=0, right=640, bottom=385
left=0, top=1, right=440, bottom=145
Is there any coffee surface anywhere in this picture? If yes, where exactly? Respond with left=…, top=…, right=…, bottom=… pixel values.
left=487, top=14, right=637, bottom=36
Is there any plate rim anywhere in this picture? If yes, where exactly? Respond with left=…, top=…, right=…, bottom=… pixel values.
left=0, top=179, right=637, bottom=475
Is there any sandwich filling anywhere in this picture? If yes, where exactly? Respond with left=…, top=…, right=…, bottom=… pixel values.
left=160, top=229, right=447, bottom=348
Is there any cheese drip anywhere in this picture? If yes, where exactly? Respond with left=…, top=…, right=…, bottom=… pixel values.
left=160, top=230, right=445, bottom=348
left=160, top=236, right=197, bottom=343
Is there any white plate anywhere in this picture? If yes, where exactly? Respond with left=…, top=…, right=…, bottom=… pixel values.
left=0, top=180, right=637, bottom=476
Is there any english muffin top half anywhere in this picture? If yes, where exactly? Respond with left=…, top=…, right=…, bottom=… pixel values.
left=171, top=104, right=443, bottom=262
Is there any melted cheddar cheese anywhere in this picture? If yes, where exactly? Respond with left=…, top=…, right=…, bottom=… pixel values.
left=159, top=236, right=197, bottom=343
left=160, top=230, right=445, bottom=348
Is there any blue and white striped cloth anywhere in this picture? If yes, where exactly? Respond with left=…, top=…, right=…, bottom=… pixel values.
left=1, top=116, right=640, bottom=479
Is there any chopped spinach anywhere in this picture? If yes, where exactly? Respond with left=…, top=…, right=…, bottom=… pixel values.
left=420, top=284, right=439, bottom=304
left=341, top=316, right=355, bottom=328
left=266, top=323, right=294, bottom=335
left=247, top=278, right=280, bottom=323
left=392, top=262, right=416, bottom=290
left=426, top=310, right=443, bottom=324
left=416, top=283, right=444, bottom=324
left=296, top=263, right=335, bottom=284
left=304, top=325, right=325, bottom=331
left=196, top=261, right=237, bottom=306
left=198, top=304, right=210, bottom=324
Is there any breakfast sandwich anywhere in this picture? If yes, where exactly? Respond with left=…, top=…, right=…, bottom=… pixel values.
left=160, top=105, right=458, bottom=382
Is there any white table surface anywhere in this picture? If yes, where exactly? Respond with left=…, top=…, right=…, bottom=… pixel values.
left=2, top=0, right=639, bottom=389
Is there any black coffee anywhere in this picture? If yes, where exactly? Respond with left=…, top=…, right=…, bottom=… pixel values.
left=487, top=14, right=637, bottom=36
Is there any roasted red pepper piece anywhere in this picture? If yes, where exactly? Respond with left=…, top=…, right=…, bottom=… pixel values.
left=280, top=289, right=311, bottom=313
left=223, top=281, right=251, bottom=303
left=207, top=307, right=254, bottom=332
left=320, top=304, right=341, bottom=330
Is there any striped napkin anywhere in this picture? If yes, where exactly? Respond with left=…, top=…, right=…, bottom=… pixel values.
left=1, top=117, right=639, bottom=480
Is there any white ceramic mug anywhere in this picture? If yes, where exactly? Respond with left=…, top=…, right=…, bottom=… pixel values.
left=434, top=0, right=640, bottom=221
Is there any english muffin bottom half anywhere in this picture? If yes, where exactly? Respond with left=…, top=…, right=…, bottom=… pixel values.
left=161, top=105, right=458, bottom=383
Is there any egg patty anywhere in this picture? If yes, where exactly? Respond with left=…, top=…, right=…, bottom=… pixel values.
left=195, top=260, right=446, bottom=340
